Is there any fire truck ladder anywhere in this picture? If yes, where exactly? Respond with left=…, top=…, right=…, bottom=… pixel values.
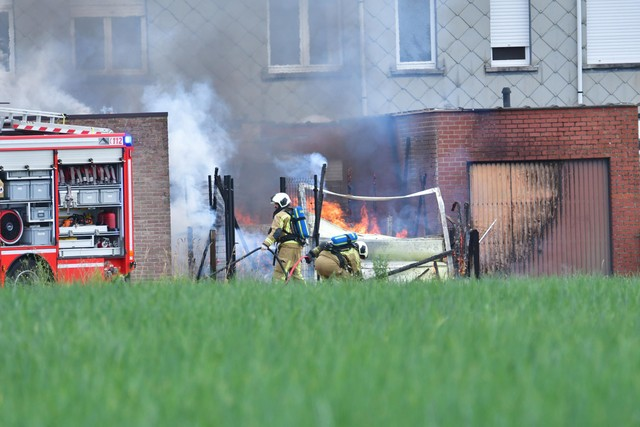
left=0, top=107, right=113, bottom=135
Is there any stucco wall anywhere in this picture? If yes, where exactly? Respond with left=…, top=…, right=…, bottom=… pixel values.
left=7, top=1, right=640, bottom=125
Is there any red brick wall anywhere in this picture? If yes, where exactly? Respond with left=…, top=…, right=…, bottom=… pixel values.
left=394, top=114, right=439, bottom=235
left=396, top=106, right=640, bottom=275
left=68, top=113, right=172, bottom=280
left=65, top=107, right=640, bottom=276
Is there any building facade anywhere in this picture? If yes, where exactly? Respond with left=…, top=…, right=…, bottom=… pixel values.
left=0, top=0, right=637, bottom=123
left=0, top=0, right=638, bottom=124
left=2, top=1, right=639, bottom=277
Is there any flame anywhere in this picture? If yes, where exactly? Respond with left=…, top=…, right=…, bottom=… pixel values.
left=235, top=210, right=257, bottom=225
left=396, top=229, right=408, bottom=238
left=354, top=203, right=381, bottom=234
left=315, top=200, right=381, bottom=234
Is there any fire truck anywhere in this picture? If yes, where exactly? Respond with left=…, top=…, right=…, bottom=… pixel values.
left=0, top=108, right=135, bottom=286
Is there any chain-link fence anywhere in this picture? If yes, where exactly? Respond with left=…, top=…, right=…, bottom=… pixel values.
left=185, top=175, right=319, bottom=282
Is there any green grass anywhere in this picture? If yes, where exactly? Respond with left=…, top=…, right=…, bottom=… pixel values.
left=1, top=276, right=640, bottom=427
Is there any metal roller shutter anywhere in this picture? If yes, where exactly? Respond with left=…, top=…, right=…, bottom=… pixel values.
left=57, top=148, right=122, bottom=164
left=587, top=0, right=640, bottom=65
left=0, top=150, right=53, bottom=170
left=490, top=0, right=530, bottom=48
left=470, top=160, right=611, bottom=276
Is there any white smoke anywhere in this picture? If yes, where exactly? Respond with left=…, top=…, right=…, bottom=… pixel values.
left=142, top=81, right=236, bottom=270
left=273, top=152, right=328, bottom=179
left=0, top=43, right=92, bottom=113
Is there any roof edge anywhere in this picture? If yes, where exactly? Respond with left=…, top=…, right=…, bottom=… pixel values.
left=67, top=112, right=168, bottom=119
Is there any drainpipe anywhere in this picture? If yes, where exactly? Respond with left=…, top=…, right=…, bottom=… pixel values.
left=576, top=0, right=584, bottom=104
left=359, top=0, right=368, bottom=116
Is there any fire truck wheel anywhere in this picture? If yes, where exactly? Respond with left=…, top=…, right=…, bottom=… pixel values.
left=6, top=257, right=53, bottom=286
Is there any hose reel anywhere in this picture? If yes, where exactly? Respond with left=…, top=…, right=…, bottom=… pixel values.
left=0, top=209, right=23, bottom=245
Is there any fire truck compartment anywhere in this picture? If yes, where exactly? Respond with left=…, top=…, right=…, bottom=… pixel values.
left=99, top=189, right=120, bottom=204
left=29, top=181, right=51, bottom=200
left=20, top=226, right=52, bottom=245
left=27, top=170, right=51, bottom=178
left=5, top=181, right=29, bottom=200
left=30, top=206, right=53, bottom=221
left=59, top=247, right=122, bottom=258
left=6, top=170, right=29, bottom=178
left=6, top=170, right=51, bottom=179
left=59, top=225, right=109, bottom=236
left=59, top=190, right=79, bottom=207
left=59, top=238, right=94, bottom=248
left=77, top=189, right=98, bottom=205
left=5, top=180, right=51, bottom=201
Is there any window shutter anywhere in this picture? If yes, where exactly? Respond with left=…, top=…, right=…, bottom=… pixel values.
left=490, top=0, right=529, bottom=48
left=587, top=0, right=640, bottom=65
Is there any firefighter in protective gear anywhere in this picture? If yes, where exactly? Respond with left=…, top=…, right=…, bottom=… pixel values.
left=305, top=239, right=368, bottom=279
left=261, top=192, right=304, bottom=281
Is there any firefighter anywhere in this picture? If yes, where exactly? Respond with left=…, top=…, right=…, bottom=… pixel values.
left=305, top=239, right=368, bottom=279
left=261, top=192, right=305, bottom=281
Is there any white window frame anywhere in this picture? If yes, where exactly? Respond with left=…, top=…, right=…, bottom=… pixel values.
left=267, top=0, right=342, bottom=74
left=490, top=0, right=530, bottom=67
left=70, top=1, right=148, bottom=76
left=586, top=0, right=640, bottom=65
left=0, top=0, right=15, bottom=74
left=395, top=0, right=436, bottom=70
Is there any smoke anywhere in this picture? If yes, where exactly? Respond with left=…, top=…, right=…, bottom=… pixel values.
left=142, top=81, right=236, bottom=250
left=273, top=152, right=327, bottom=179
left=0, top=42, right=92, bottom=113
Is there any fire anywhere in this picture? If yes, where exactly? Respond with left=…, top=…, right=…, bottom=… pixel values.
left=316, top=200, right=381, bottom=234
left=354, top=203, right=381, bottom=234
left=235, top=210, right=257, bottom=225
left=396, top=229, right=408, bottom=238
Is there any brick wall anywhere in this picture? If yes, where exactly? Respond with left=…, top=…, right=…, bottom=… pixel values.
left=68, top=113, right=172, bottom=280
left=394, top=114, right=439, bottom=236
left=75, top=108, right=639, bottom=276
left=395, top=105, right=640, bottom=275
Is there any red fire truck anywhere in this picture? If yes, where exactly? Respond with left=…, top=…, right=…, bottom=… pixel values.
left=0, top=108, right=135, bottom=286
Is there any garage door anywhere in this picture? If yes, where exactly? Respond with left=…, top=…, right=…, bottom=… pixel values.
left=469, top=160, right=611, bottom=276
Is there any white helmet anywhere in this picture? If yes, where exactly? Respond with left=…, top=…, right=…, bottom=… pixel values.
left=271, top=192, right=291, bottom=208
left=356, top=241, right=368, bottom=259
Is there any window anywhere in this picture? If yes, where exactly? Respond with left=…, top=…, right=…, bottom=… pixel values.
left=587, top=0, right=640, bottom=65
left=395, top=0, right=436, bottom=70
left=0, top=0, right=14, bottom=73
left=268, top=0, right=342, bottom=73
left=71, top=0, right=147, bottom=75
left=490, top=0, right=530, bottom=67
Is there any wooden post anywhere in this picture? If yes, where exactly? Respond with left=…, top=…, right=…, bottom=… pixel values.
left=209, top=229, right=217, bottom=280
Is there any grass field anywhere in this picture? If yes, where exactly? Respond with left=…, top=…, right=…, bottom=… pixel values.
left=1, top=276, right=639, bottom=427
